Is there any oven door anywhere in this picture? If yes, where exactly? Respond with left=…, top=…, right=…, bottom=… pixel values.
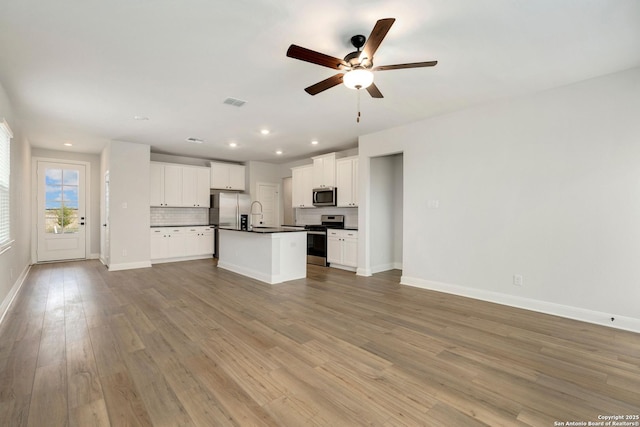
left=307, top=230, right=327, bottom=266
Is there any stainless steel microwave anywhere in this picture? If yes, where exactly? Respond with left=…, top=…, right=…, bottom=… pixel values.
left=312, top=187, right=337, bottom=207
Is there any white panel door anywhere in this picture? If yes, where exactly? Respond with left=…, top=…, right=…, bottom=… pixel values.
left=256, top=182, right=279, bottom=227
left=37, top=161, right=86, bottom=262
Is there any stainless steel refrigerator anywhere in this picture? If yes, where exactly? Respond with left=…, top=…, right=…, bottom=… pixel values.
left=209, top=192, right=251, bottom=257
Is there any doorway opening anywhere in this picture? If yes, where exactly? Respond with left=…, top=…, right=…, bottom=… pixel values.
left=369, top=153, right=403, bottom=273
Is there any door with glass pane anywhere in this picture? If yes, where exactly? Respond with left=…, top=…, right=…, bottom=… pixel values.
left=37, top=162, right=86, bottom=261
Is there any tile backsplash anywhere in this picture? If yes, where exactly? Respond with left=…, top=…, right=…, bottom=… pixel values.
left=150, top=207, right=209, bottom=226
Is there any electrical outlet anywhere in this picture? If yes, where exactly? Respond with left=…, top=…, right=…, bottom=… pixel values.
left=513, top=274, right=523, bottom=286
left=122, top=249, right=128, bottom=257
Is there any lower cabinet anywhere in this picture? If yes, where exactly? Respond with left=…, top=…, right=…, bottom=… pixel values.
left=327, top=229, right=358, bottom=271
left=150, top=226, right=215, bottom=263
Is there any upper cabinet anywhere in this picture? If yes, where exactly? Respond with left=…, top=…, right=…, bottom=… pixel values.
left=312, top=153, right=336, bottom=188
left=182, top=166, right=211, bottom=207
left=291, top=165, right=314, bottom=208
left=150, top=162, right=183, bottom=207
left=336, top=156, right=358, bottom=207
left=210, top=162, right=245, bottom=191
left=150, top=162, right=210, bottom=207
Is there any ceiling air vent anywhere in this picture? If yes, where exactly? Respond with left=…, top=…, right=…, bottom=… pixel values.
left=223, top=97, right=247, bottom=107
left=186, top=137, right=204, bottom=144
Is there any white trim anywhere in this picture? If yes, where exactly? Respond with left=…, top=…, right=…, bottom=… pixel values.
left=31, top=157, right=91, bottom=264
left=217, top=260, right=275, bottom=284
left=356, top=267, right=372, bottom=276
left=329, top=263, right=357, bottom=272
left=88, top=252, right=100, bottom=260
left=371, top=262, right=398, bottom=274
left=401, top=275, right=640, bottom=334
left=0, top=118, right=13, bottom=137
left=0, top=264, right=31, bottom=326
left=150, top=254, right=213, bottom=264
left=217, top=260, right=298, bottom=285
left=108, top=261, right=152, bottom=271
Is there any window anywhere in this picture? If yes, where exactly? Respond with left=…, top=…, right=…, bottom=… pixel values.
left=0, top=119, right=12, bottom=247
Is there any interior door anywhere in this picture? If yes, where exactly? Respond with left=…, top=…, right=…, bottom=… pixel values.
left=101, top=171, right=110, bottom=266
left=256, top=182, right=279, bottom=227
left=37, top=161, right=86, bottom=262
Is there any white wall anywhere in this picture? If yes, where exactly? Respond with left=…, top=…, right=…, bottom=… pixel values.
left=359, top=67, right=640, bottom=331
left=0, top=83, right=32, bottom=322
left=31, top=148, right=101, bottom=258
left=103, top=140, right=151, bottom=271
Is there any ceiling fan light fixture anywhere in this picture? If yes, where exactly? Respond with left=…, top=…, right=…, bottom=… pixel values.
left=343, top=68, right=374, bottom=90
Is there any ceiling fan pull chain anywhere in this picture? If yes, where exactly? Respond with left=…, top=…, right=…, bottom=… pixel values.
left=357, top=88, right=361, bottom=123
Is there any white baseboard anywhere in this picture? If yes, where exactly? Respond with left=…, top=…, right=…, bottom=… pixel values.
left=217, top=260, right=274, bottom=284
left=88, top=252, right=100, bottom=260
left=329, top=263, right=357, bottom=272
left=150, top=254, right=213, bottom=265
left=371, top=262, right=404, bottom=274
left=108, top=261, right=152, bottom=272
left=0, top=264, right=32, bottom=326
left=401, top=275, right=640, bottom=333
left=356, top=267, right=372, bottom=277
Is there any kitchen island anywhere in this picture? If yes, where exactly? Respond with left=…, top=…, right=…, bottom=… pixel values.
left=217, top=227, right=307, bottom=284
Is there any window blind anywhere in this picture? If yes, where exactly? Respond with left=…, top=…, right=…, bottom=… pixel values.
left=0, top=119, right=12, bottom=246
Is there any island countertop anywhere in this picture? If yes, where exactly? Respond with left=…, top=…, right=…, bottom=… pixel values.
left=218, top=226, right=306, bottom=234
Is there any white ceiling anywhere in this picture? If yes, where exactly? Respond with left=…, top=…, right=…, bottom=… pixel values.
left=1, top=0, right=639, bottom=163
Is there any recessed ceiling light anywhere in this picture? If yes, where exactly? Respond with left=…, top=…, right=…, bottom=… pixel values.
left=133, top=115, right=149, bottom=121
left=275, top=150, right=283, bottom=155
left=185, top=137, right=204, bottom=144
left=311, top=140, right=319, bottom=145
left=63, top=142, right=73, bottom=147
left=261, top=129, right=270, bottom=135
left=229, top=142, right=237, bottom=148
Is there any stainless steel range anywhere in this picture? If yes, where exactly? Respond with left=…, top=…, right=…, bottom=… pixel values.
left=305, top=215, right=344, bottom=266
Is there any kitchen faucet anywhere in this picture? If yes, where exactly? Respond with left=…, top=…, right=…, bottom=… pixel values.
left=250, top=201, right=263, bottom=226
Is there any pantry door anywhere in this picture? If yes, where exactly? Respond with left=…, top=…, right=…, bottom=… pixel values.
left=256, top=182, right=280, bottom=227
left=37, top=161, right=87, bottom=262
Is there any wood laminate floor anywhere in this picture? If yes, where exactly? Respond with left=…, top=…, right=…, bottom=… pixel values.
left=0, top=259, right=639, bottom=426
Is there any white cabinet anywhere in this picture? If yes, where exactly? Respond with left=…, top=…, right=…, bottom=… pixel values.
left=183, top=226, right=215, bottom=257
left=150, top=226, right=214, bottom=263
left=336, top=156, right=358, bottom=207
left=327, top=229, right=358, bottom=270
left=182, top=166, right=210, bottom=207
left=150, top=227, right=186, bottom=260
left=210, top=162, right=245, bottom=190
left=150, top=162, right=210, bottom=207
left=291, top=165, right=314, bottom=208
left=312, top=153, right=336, bottom=188
left=150, top=163, right=183, bottom=207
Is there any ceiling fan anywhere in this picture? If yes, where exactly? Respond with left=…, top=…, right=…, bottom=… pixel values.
left=286, top=18, right=437, bottom=98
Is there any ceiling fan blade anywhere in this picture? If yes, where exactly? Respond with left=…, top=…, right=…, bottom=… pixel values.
left=373, top=61, right=438, bottom=71
left=304, top=74, right=344, bottom=95
left=366, top=82, right=383, bottom=98
left=360, top=18, right=395, bottom=62
left=287, top=45, right=348, bottom=70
